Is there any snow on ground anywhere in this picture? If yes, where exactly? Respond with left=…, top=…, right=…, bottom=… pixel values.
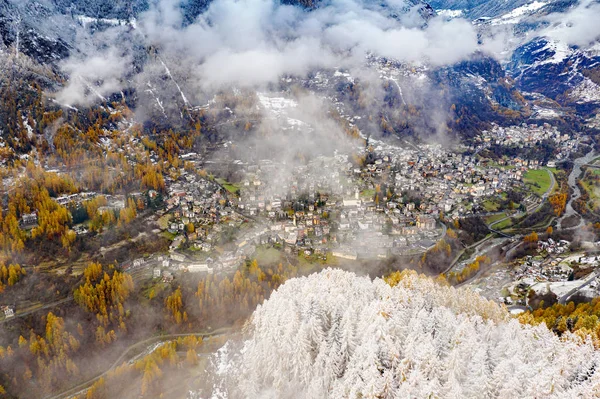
left=257, top=92, right=312, bottom=131
left=158, top=56, right=190, bottom=106
left=534, top=39, right=572, bottom=65
left=491, top=1, right=547, bottom=25
left=257, top=93, right=298, bottom=116
left=333, top=70, right=355, bottom=83
left=569, top=78, right=600, bottom=104
left=76, top=15, right=132, bottom=27
left=201, top=269, right=600, bottom=399
left=22, top=115, right=34, bottom=140
left=532, top=105, right=563, bottom=119
left=436, top=9, right=464, bottom=19
left=531, top=280, right=580, bottom=297
left=145, top=82, right=167, bottom=118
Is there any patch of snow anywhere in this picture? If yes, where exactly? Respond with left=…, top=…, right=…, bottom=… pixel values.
left=532, top=106, right=562, bottom=119
left=158, top=56, right=189, bottom=106
left=491, top=1, right=547, bottom=25
left=51, top=99, right=78, bottom=111
left=78, top=76, right=106, bottom=101
left=569, top=78, right=600, bottom=104
left=333, top=70, right=355, bottom=83
left=533, top=39, right=572, bottom=65
left=145, top=83, right=167, bottom=118
left=257, top=93, right=298, bottom=116
left=76, top=15, right=129, bottom=27
left=22, top=115, right=34, bottom=139
left=436, top=9, right=464, bottom=19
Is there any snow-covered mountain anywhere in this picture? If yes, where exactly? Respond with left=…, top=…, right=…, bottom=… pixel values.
left=433, top=0, right=600, bottom=116
left=198, top=269, right=600, bottom=398
left=505, top=1, right=600, bottom=115
left=510, top=37, right=600, bottom=110
left=431, top=0, right=584, bottom=21
left=0, top=0, right=598, bottom=143
left=431, top=0, right=538, bottom=20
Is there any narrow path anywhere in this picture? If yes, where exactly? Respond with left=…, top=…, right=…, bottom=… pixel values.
left=0, top=297, right=73, bottom=324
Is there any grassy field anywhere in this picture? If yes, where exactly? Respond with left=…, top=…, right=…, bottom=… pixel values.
left=581, top=171, right=600, bottom=211
left=360, top=189, right=376, bottom=199
left=523, top=169, right=552, bottom=196
left=157, top=214, right=172, bottom=230
left=484, top=212, right=507, bottom=225
left=297, top=252, right=338, bottom=273
left=215, top=178, right=240, bottom=195
left=494, top=217, right=514, bottom=230
left=488, top=160, right=516, bottom=170
left=254, top=247, right=283, bottom=265
left=482, top=199, right=500, bottom=212
left=162, top=231, right=177, bottom=240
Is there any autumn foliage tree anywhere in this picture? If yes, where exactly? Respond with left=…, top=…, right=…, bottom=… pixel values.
left=165, top=287, right=187, bottom=325
left=73, top=263, right=134, bottom=342
left=74, top=337, right=204, bottom=399
left=524, top=232, right=539, bottom=248
left=1, top=312, right=81, bottom=396
left=549, top=192, right=567, bottom=216
left=520, top=298, right=600, bottom=344
left=445, top=255, right=490, bottom=285
left=0, top=263, right=26, bottom=293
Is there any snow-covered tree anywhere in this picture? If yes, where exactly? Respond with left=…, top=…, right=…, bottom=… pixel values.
left=201, top=269, right=600, bottom=399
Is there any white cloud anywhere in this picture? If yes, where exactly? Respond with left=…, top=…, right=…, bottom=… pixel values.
left=56, top=48, right=131, bottom=106
left=57, top=0, right=489, bottom=102
left=543, top=0, right=600, bottom=47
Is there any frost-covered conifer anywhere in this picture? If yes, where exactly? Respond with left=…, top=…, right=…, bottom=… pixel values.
left=201, top=269, right=600, bottom=399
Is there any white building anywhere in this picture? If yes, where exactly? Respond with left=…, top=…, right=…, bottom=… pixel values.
left=188, top=263, right=213, bottom=273
left=2, top=306, right=14, bottom=319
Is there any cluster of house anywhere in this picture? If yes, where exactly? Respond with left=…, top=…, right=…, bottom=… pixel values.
left=512, top=258, right=572, bottom=284
left=146, top=251, right=241, bottom=279
left=480, top=122, right=579, bottom=159
left=537, top=238, right=570, bottom=255
left=481, top=123, right=570, bottom=146
left=162, top=171, right=245, bottom=251
left=159, top=129, right=568, bottom=269
left=392, top=149, right=518, bottom=215
left=510, top=240, right=578, bottom=285
left=504, top=247, right=600, bottom=303
left=101, top=107, right=585, bottom=278
left=357, top=143, right=545, bottom=220
left=19, top=191, right=126, bottom=232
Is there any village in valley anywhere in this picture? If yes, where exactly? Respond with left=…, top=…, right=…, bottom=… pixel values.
left=1, top=71, right=600, bottom=399
left=3, top=80, right=600, bottom=328
left=3, top=0, right=600, bottom=397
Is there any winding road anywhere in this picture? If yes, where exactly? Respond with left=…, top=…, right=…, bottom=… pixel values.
left=43, top=327, right=233, bottom=399
left=558, top=270, right=600, bottom=305
left=444, top=168, right=556, bottom=281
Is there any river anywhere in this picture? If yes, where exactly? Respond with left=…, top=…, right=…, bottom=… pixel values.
left=559, top=147, right=597, bottom=229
